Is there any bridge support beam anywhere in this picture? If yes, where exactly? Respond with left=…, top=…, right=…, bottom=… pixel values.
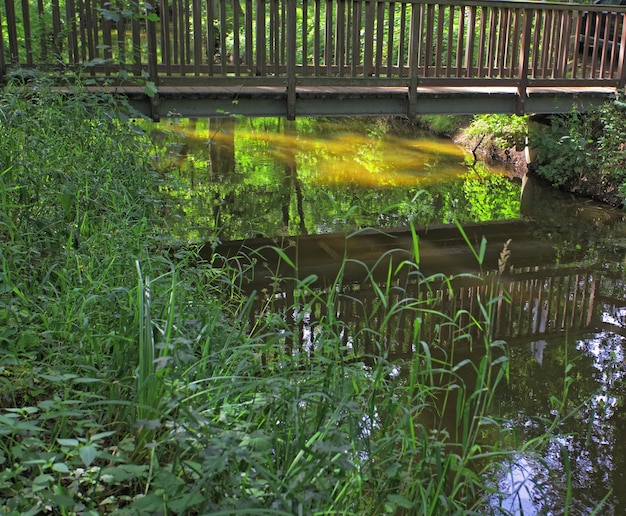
left=524, top=115, right=551, bottom=166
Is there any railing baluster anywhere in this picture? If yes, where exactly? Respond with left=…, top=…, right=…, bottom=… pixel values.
left=387, top=2, right=395, bottom=77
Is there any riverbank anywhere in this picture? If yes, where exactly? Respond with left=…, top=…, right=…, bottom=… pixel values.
left=454, top=123, right=625, bottom=208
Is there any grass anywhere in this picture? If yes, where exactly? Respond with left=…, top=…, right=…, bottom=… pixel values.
left=0, top=77, right=579, bottom=514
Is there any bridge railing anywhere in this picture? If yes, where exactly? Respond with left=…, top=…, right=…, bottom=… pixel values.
left=2, top=1, right=625, bottom=98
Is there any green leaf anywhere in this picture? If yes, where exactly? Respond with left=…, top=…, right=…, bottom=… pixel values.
left=90, top=430, right=116, bottom=442
left=57, top=438, right=79, bottom=447
left=101, top=464, right=149, bottom=483
left=101, top=9, right=120, bottom=22
left=130, top=493, right=163, bottom=512
left=32, top=473, right=54, bottom=491
left=52, top=462, right=71, bottom=473
left=144, top=81, right=158, bottom=98
left=387, top=494, right=413, bottom=509
left=79, top=444, right=98, bottom=467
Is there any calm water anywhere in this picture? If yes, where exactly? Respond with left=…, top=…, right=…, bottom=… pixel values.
left=147, top=117, right=626, bottom=514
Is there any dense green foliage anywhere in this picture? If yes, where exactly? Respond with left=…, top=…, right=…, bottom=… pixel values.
left=0, top=81, right=594, bottom=514
left=466, top=115, right=529, bottom=152
left=531, top=101, right=626, bottom=205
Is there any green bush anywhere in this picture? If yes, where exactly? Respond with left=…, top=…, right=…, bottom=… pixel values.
left=418, top=114, right=469, bottom=137
left=530, top=100, right=626, bottom=201
left=466, top=114, right=529, bottom=150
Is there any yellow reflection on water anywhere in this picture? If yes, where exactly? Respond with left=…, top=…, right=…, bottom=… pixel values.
left=150, top=118, right=474, bottom=188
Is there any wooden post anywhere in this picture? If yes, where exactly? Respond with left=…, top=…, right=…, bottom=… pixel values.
left=363, top=0, right=375, bottom=76
left=287, top=0, right=296, bottom=119
left=517, top=8, right=532, bottom=115
left=408, top=2, right=420, bottom=118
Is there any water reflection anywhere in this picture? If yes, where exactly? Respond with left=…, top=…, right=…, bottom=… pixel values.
left=147, top=117, right=626, bottom=514
left=146, top=117, right=520, bottom=241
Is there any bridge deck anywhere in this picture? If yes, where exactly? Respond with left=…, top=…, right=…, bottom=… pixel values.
left=94, top=84, right=618, bottom=119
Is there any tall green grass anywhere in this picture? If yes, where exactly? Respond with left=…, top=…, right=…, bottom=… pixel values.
left=0, top=77, right=578, bottom=514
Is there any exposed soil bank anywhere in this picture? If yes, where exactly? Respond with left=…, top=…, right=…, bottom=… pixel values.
left=453, top=131, right=527, bottom=180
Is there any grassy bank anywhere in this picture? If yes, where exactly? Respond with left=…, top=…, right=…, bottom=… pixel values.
left=1, top=81, right=567, bottom=514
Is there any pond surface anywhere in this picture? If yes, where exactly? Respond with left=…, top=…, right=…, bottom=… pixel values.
left=146, top=116, right=626, bottom=514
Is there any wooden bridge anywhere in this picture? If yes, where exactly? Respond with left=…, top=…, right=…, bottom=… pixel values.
left=2, top=0, right=626, bottom=119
